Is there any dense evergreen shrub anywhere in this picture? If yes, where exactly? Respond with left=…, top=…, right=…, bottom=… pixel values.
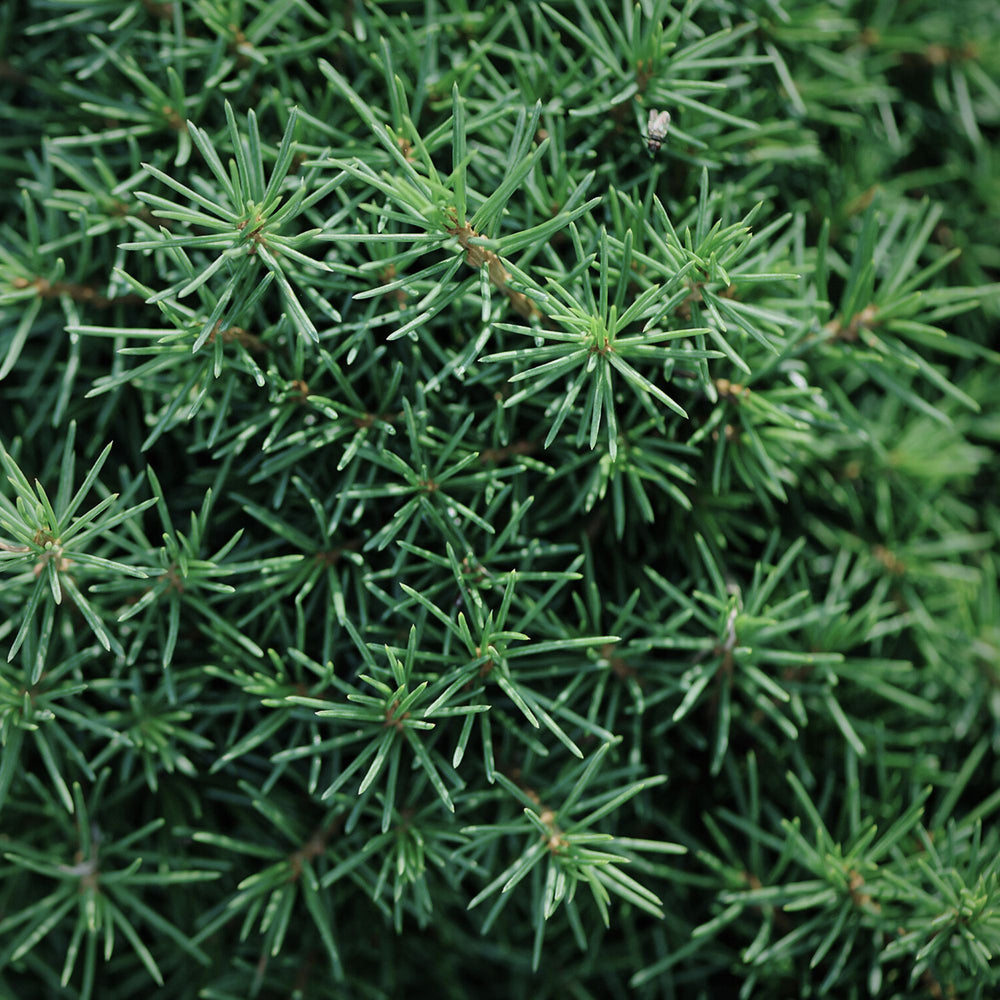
left=2, top=1, right=999, bottom=997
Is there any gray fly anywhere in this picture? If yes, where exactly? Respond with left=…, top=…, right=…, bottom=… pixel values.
left=645, top=108, right=671, bottom=154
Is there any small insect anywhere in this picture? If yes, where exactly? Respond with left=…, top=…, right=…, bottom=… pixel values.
left=645, top=108, right=671, bottom=155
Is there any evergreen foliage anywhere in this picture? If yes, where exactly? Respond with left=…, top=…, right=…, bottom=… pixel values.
left=2, top=1, right=999, bottom=997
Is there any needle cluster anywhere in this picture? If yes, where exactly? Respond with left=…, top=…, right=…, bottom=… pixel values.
left=1, top=2, right=999, bottom=998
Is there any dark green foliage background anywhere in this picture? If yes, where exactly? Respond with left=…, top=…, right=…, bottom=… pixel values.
left=1, top=1, right=999, bottom=998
